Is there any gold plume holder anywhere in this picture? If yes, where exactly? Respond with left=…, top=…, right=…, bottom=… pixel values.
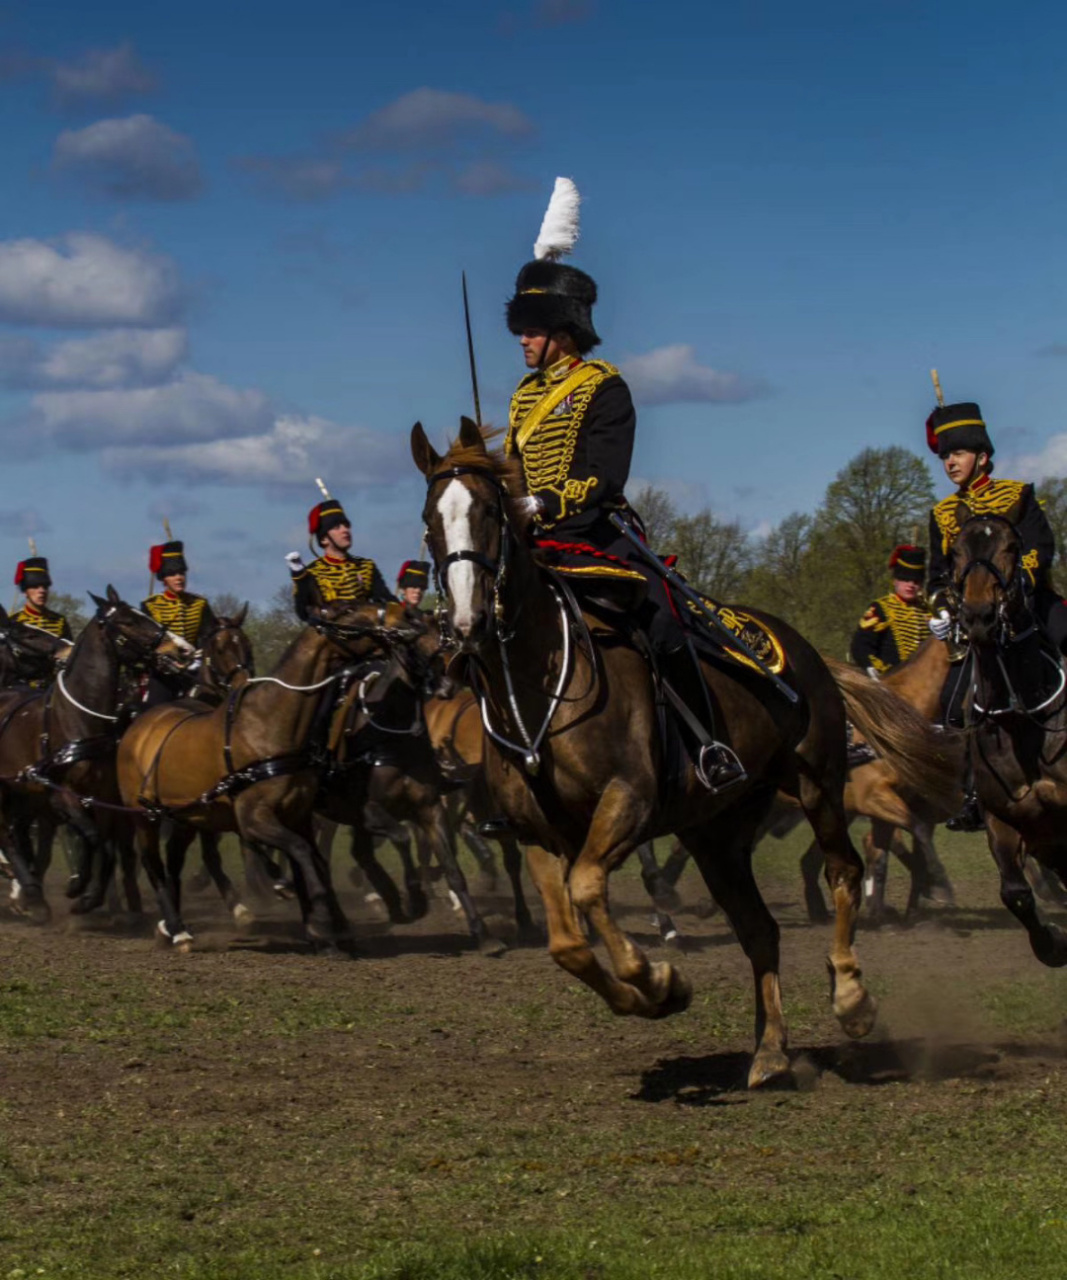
left=930, top=368, right=945, bottom=408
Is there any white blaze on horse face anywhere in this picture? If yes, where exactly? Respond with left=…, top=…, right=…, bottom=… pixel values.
left=439, top=479, right=477, bottom=634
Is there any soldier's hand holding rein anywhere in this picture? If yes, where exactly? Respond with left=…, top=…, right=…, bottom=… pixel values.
left=285, top=552, right=306, bottom=575
left=929, top=611, right=952, bottom=641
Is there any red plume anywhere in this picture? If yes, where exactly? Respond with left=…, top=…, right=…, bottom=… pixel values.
left=13, top=562, right=25, bottom=587
left=397, top=559, right=412, bottom=581
left=149, top=545, right=164, bottom=576
left=925, top=412, right=940, bottom=454
left=307, top=505, right=321, bottom=536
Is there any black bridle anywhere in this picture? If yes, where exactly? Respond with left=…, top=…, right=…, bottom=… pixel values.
left=96, top=601, right=187, bottom=674
left=200, top=620, right=256, bottom=691
left=422, top=464, right=512, bottom=643
left=953, top=514, right=1032, bottom=648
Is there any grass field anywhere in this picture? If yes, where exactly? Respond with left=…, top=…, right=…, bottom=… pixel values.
left=2, top=827, right=1067, bottom=1278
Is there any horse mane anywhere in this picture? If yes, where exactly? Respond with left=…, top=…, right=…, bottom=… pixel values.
left=442, top=426, right=527, bottom=499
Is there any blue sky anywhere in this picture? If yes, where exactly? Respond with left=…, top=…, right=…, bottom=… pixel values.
left=1, top=0, right=1066, bottom=606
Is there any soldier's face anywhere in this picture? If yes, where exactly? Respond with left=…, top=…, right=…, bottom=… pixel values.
left=25, top=586, right=48, bottom=608
left=323, top=523, right=352, bottom=553
left=401, top=586, right=423, bottom=607
left=519, top=330, right=571, bottom=368
left=893, top=578, right=922, bottom=603
left=163, top=573, right=186, bottom=594
left=943, top=449, right=986, bottom=488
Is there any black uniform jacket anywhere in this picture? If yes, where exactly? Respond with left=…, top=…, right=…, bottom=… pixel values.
left=506, top=356, right=636, bottom=540
left=850, top=592, right=932, bottom=674
left=292, top=554, right=395, bottom=621
left=12, top=604, right=72, bottom=641
left=141, top=591, right=217, bottom=647
left=927, top=475, right=1055, bottom=601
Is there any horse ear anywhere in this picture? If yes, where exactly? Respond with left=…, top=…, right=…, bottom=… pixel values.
left=88, top=591, right=106, bottom=611
left=0, top=603, right=9, bottom=624
left=458, top=416, right=484, bottom=451
left=106, top=584, right=121, bottom=605
left=411, top=422, right=441, bottom=477
left=235, top=601, right=249, bottom=626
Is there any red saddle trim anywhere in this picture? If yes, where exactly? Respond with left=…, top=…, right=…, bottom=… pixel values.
left=534, top=538, right=635, bottom=570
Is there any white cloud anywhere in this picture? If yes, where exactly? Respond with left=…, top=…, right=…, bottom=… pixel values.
left=621, top=344, right=767, bottom=407
left=53, top=115, right=202, bottom=201
left=339, top=88, right=534, bottom=151
left=103, top=412, right=409, bottom=489
left=234, top=155, right=349, bottom=202
left=1011, top=436, right=1067, bottom=482
left=0, top=328, right=187, bottom=390
left=0, top=508, right=51, bottom=536
left=451, top=160, right=532, bottom=196
left=31, top=372, right=273, bottom=450
left=49, top=42, right=156, bottom=108
left=0, top=232, right=183, bottom=328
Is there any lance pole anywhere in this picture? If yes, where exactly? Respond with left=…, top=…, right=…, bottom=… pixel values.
left=27, top=537, right=37, bottom=557
left=315, top=477, right=331, bottom=500
left=608, top=513, right=799, bottom=704
left=931, top=368, right=945, bottom=408
left=462, top=271, right=483, bottom=426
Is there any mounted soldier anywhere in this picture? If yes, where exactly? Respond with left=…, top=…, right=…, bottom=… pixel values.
left=286, top=491, right=394, bottom=621
left=12, top=556, right=72, bottom=641
left=397, top=560, right=430, bottom=609
left=143, top=539, right=216, bottom=647
left=924, top=393, right=1065, bottom=828
left=850, top=545, right=932, bottom=678
left=502, top=177, right=743, bottom=789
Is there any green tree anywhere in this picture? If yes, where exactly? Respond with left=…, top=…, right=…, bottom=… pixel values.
left=49, top=591, right=89, bottom=638
left=1037, top=478, right=1067, bottom=584
left=628, top=483, right=678, bottom=551
left=671, top=511, right=751, bottom=599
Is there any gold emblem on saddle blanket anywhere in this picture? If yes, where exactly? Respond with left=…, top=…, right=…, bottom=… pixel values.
left=687, top=600, right=787, bottom=677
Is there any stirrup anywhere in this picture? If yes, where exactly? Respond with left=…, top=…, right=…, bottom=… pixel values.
left=945, top=792, right=983, bottom=833
left=696, top=742, right=747, bottom=794
left=478, top=817, right=516, bottom=837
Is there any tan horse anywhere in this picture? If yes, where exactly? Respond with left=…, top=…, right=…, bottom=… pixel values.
left=116, top=601, right=421, bottom=953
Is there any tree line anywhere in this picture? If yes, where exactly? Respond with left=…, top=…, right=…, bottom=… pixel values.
left=43, top=447, right=1067, bottom=664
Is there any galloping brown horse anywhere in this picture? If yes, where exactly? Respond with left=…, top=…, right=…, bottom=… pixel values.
left=412, top=419, right=901, bottom=1087
left=116, top=601, right=421, bottom=953
left=951, top=511, right=1067, bottom=966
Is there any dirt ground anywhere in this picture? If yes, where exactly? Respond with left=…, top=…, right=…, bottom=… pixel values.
left=2, top=830, right=1067, bottom=1278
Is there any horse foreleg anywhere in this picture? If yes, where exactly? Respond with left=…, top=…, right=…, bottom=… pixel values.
left=987, top=815, right=1067, bottom=967
left=500, top=835, right=541, bottom=945
left=567, top=781, right=690, bottom=1018
left=136, top=820, right=192, bottom=951
left=862, top=821, right=894, bottom=925
left=349, top=819, right=408, bottom=924
left=799, top=839, right=830, bottom=923
left=4, top=815, right=49, bottom=923
left=199, top=831, right=253, bottom=929
left=424, top=805, right=504, bottom=956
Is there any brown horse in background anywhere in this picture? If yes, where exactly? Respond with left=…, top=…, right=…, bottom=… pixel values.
left=951, top=511, right=1067, bottom=966
left=413, top=418, right=897, bottom=1088
left=116, top=601, right=421, bottom=953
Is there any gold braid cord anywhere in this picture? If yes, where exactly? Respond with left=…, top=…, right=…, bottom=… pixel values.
left=859, top=594, right=931, bottom=669
left=932, top=480, right=1027, bottom=553
left=306, top=556, right=376, bottom=603
left=143, top=593, right=207, bottom=644
left=11, top=607, right=67, bottom=638
left=506, top=359, right=618, bottom=525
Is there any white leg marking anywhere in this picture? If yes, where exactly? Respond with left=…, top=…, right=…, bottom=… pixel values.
left=439, top=479, right=477, bottom=636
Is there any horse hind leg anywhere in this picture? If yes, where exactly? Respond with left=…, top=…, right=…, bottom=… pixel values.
left=799, top=772, right=877, bottom=1041
left=679, top=799, right=792, bottom=1089
left=988, top=817, right=1067, bottom=967
left=199, top=831, right=254, bottom=930
left=862, top=822, right=894, bottom=926
left=424, top=805, right=505, bottom=957
left=500, top=835, right=542, bottom=945
left=635, top=841, right=682, bottom=946
left=799, top=838, right=830, bottom=924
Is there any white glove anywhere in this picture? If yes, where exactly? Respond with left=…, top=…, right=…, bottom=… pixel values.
left=865, top=666, right=881, bottom=681
left=285, top=551, right=305, bottom=575
left=929, top=610, right=952, bottom=641
left=514, top=496, right=544, bottom=519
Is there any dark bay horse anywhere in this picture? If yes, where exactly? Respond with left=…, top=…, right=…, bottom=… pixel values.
left=116, top=601, right=422, bottom=953
left=0, top=587, right=190, bottom=921
left=0, top=605, right=73, bottom=688
left=412, top=419, right=903, bottom=1088
left=951, top=511, right=1067, bottom=966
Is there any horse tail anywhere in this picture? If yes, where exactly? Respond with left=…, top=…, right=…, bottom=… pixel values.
left=823, top=657, right=964, bottom=819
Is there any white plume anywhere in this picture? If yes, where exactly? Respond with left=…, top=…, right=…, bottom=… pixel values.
left=533, top=176, right=581, bottom=261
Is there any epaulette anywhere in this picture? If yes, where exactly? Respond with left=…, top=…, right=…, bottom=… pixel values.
left=858, top=600, right=889, bottom=631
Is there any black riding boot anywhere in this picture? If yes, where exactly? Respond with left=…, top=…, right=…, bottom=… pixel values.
left=660, top=642, right=746, bottom=793
left=946, top=760, right=983, bottom=833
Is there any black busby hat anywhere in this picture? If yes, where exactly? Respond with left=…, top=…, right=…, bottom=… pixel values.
left=926, top=402, right=995, bottom=459
left=397, top=560, right=429, bottom=589
left=888, top=545, right=926, bottom=584
left=14, top=557, right=51, bottom=591
left=149, top=541, right=188, bottom=580
left=506, top=177, right=601, bottom=355
left=308, top=500, right=350, bottom=545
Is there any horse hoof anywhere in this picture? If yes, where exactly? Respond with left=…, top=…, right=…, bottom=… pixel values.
left=65, top=875, right=87, bottom=900
left=477, top=933, right=508, bottom=958
left=272, top=880, right=297, bottom=902
left=1032, top=924, right=1067, bottom=968
left=836, top=989, right=878, bottom=1040
left=362, top=892, right=390, bottom=924
left=449, top=890, right=464, bottom=915
left=26, top=899, right=51, bottom=926
left=663, top=928, right=684, bottom=950
left=692, top=896, right=718, bottom=920
left=232, top=903, right=255, bottom=930
left=406, top=889, right=429, bottom=921
left=748, top=1049, right=793, bottom=1090
left=173, top=931, right=195, bottom=954
left=648, top=962, right=692, bottom=1018
left=69, top=895, right=97, bottom=916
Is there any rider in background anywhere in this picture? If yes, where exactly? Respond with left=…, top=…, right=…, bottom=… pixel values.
left=925, top=401, right=1066, bottom=651
left=286, top=496, right=394, bottom=621
left=12, top=556, right=72, bottom=640
left=396, top=560, right=430, bottom=610
left=850, top=545, right=932, bottom=678
left=143, top=539, right=217, bottom=646
left=925, top=400, right=1066, bottom=830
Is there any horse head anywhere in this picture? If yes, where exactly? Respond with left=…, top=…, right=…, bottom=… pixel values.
left=201, top=607, right=255, bottom=692
left=952, top=511, right=1026, bottom=646
left=87, top=584, right=193, bottom=673
left=412, top=416, right=516, bottom=655
left=312, top=599, right=426, bottom=664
